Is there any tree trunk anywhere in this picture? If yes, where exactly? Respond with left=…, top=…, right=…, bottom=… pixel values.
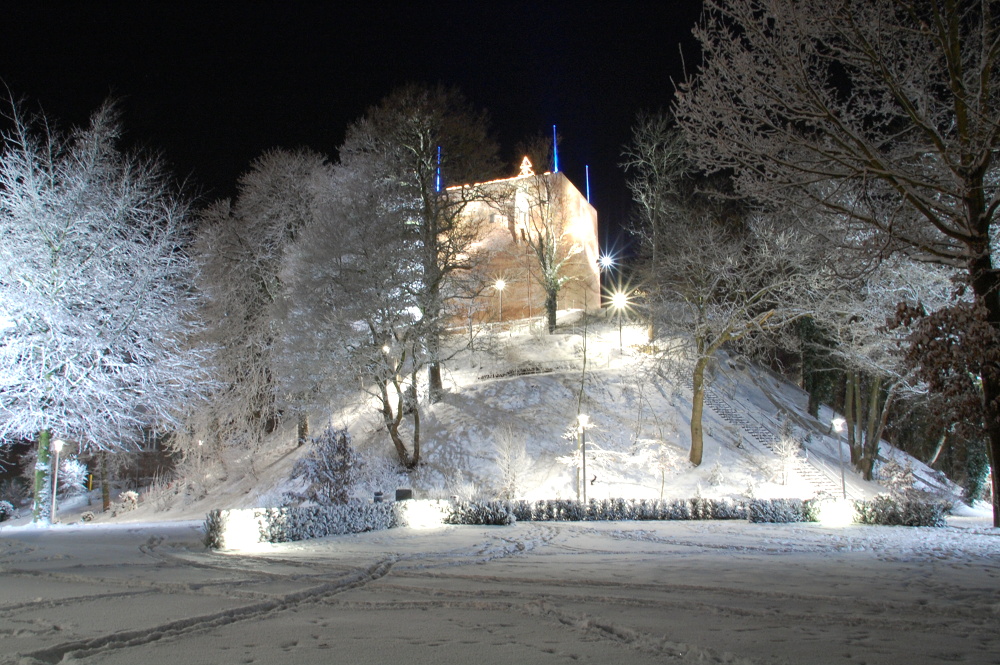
left=844, top=373, right=856, bottom=462
left=545, top=289, right=557, bottom=333
left=296, top=412, right=309, bottom=446
left=31, top=430, right=52, bottom=523
left=853, top=372, right=864, bottom=465
left=100, top=452, right=111, bottom=512
left=859, top=376, right=882, bottom=480
left=427, top=362, right=443, bottom=403
left=969, top=252, right=1000, bottom=527
left=410, top=367, right=421, bottom=468
left=689, top=356, right=709, bottom=466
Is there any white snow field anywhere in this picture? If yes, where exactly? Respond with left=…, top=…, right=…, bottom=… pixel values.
left=1, top=515, right=998, bottom=665
left=2, top=314, right=998, bottom=663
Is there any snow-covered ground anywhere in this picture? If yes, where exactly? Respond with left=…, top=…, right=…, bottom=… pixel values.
left=1, top=514, right=998, bottom=665
left=2, top=313, right=997, bottom=664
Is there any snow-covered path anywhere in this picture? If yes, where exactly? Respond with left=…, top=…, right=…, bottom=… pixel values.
left=1, top=518, right=998, bottom=664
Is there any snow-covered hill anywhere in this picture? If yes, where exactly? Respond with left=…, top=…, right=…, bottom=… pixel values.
left=26, top=310, right=974, bottom=530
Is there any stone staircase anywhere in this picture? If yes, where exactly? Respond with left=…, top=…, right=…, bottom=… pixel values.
left=702, top=388, right=851, bottom=498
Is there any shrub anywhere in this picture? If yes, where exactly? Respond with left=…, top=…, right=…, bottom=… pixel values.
left=203, top=501, right=399, bottom=548
left=0, top=500, right=15, bottom=522
left=854, top=495, right=948, bottom=527
left=748, top=498, right=808, bottom=523
left=57, top=457, right=89, bottom=498
left=445, top=500, right=516, bottom=526
left=292, top=426, right=357, bottom=506
left=112, top=490, right=139, bottom=516
left=444, top=497, right=752, bottom=525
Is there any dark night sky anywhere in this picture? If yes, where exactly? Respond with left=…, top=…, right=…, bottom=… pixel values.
left=1, top=2, right=703, bottom=249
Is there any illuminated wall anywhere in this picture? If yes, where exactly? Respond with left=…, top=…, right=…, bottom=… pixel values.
left=448, top=165, right=600, bottom=326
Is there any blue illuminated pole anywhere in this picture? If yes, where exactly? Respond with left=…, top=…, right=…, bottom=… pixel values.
left=585, top=165, right=591, bottom=202
left=436, top=146, right=442, bottom=192
left=552, top=125, right=559, bottom=172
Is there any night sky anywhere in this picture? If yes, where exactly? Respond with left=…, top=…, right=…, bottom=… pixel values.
left=1, top=2, right=703, bottom=248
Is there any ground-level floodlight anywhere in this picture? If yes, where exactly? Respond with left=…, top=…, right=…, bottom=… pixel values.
left=577, top=413, right=590, bottom=505
left=494, top=279, right=506, bottom=323
left=831, top=417, right=847, bottom=500
left=51, top=439, right=65, bottom=524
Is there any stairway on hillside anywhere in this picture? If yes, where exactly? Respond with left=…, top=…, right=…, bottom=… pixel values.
left=702, top=388, right=851, bottom=498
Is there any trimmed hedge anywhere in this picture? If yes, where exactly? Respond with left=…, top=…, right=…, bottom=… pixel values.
left=854, top=495, right=948, bottom=527
left=204, top=500, right=397, bottom=549
left=444, top=497, right=815, bottom=525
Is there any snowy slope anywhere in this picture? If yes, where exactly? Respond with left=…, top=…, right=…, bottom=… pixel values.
left=16, top=311, right=971, bottom=530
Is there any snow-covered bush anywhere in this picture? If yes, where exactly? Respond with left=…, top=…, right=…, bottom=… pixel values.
left=854, top=495, right=948, bottom=527
left=444, top=497, right=752, bottom=525
left=112, top=490, right=139, bottom=516
left=876, top=457, right=917, bottom=500
left=446, top=500, right=516, bottom=525
left=708, top=461, right=726, bottom=487
left=81, top=511, right=95, bottom=522
left=446, top=470, right=485, bottom=503
left=0, top=478, right=27, bottom=506
left=0, top=500, right=15, bottom=522
left=771, top=437, right=800, bottom=485
left=292, top=426, right=357, bottom=506
left=353, top=447, right=403, bottom=501
left=203, top=501, right=397, bottom=548
left=57, top=457, right=88, bottom=498
left=492, top=424, right=531, bottom=500
left=748, top=498, right=809, bottom=523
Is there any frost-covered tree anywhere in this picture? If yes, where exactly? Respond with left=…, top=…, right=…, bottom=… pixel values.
left=284, top=154, right=427, bottom=468
left=624, top=118, right=823, bottom=466
left=503, top=169, right=586, bottom=333
left=193, top=149, right=330, bottom=456
left=675, top=0, right=1000, bottom=523
left=292, top=426, right=357, bottom=506
left=0, top=101, right=206, bottom=521
left=341, top=84, right=499, bottom=401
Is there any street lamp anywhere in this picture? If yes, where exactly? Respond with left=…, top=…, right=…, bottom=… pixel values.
left=611, top=290, right=628, bottom=352
left=577, top=413, right=590, bottom=505
left=50, top=439, right=65, bottom=524
left=494, top=278, right=506, bottom=324
left=831, top=417, right=847, bottom=500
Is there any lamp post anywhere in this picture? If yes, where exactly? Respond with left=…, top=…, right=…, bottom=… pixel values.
left=50, top=439, right=65, bottom=524
left=494, top=278, right=506, bottom=325
left=831, top=417, right=847, bottom=500
left=611, top=290, right=627, bottom=352
left=577, top=413, right=589, bottom=505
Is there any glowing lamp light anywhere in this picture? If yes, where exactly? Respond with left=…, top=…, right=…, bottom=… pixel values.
left=494, top=279, right=506, bottom=324
left=577, top=413, right=590, bottom=428
left=382, top=345, right=391, bottom=354
left=831, top=417, right=848, bottom=499
left=598, top=254, right=615, bottom=272
left=397, top=500, right=449, bottom=529
left=219, top=509, right=266, bottom=550
left=611, top=291, right=628, bottom=311
left=815, top=498, right=857, bottom=528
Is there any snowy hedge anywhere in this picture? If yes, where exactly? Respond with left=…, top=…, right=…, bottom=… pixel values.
left=853, top=495, right=948, bottom=527
left=204, top=500, right=397, bottom=549
left=204, top=499, right=453, bottom=549
left=747, top=498, right=815, bottom=523
left=444, top=497, right=797, bottom=525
